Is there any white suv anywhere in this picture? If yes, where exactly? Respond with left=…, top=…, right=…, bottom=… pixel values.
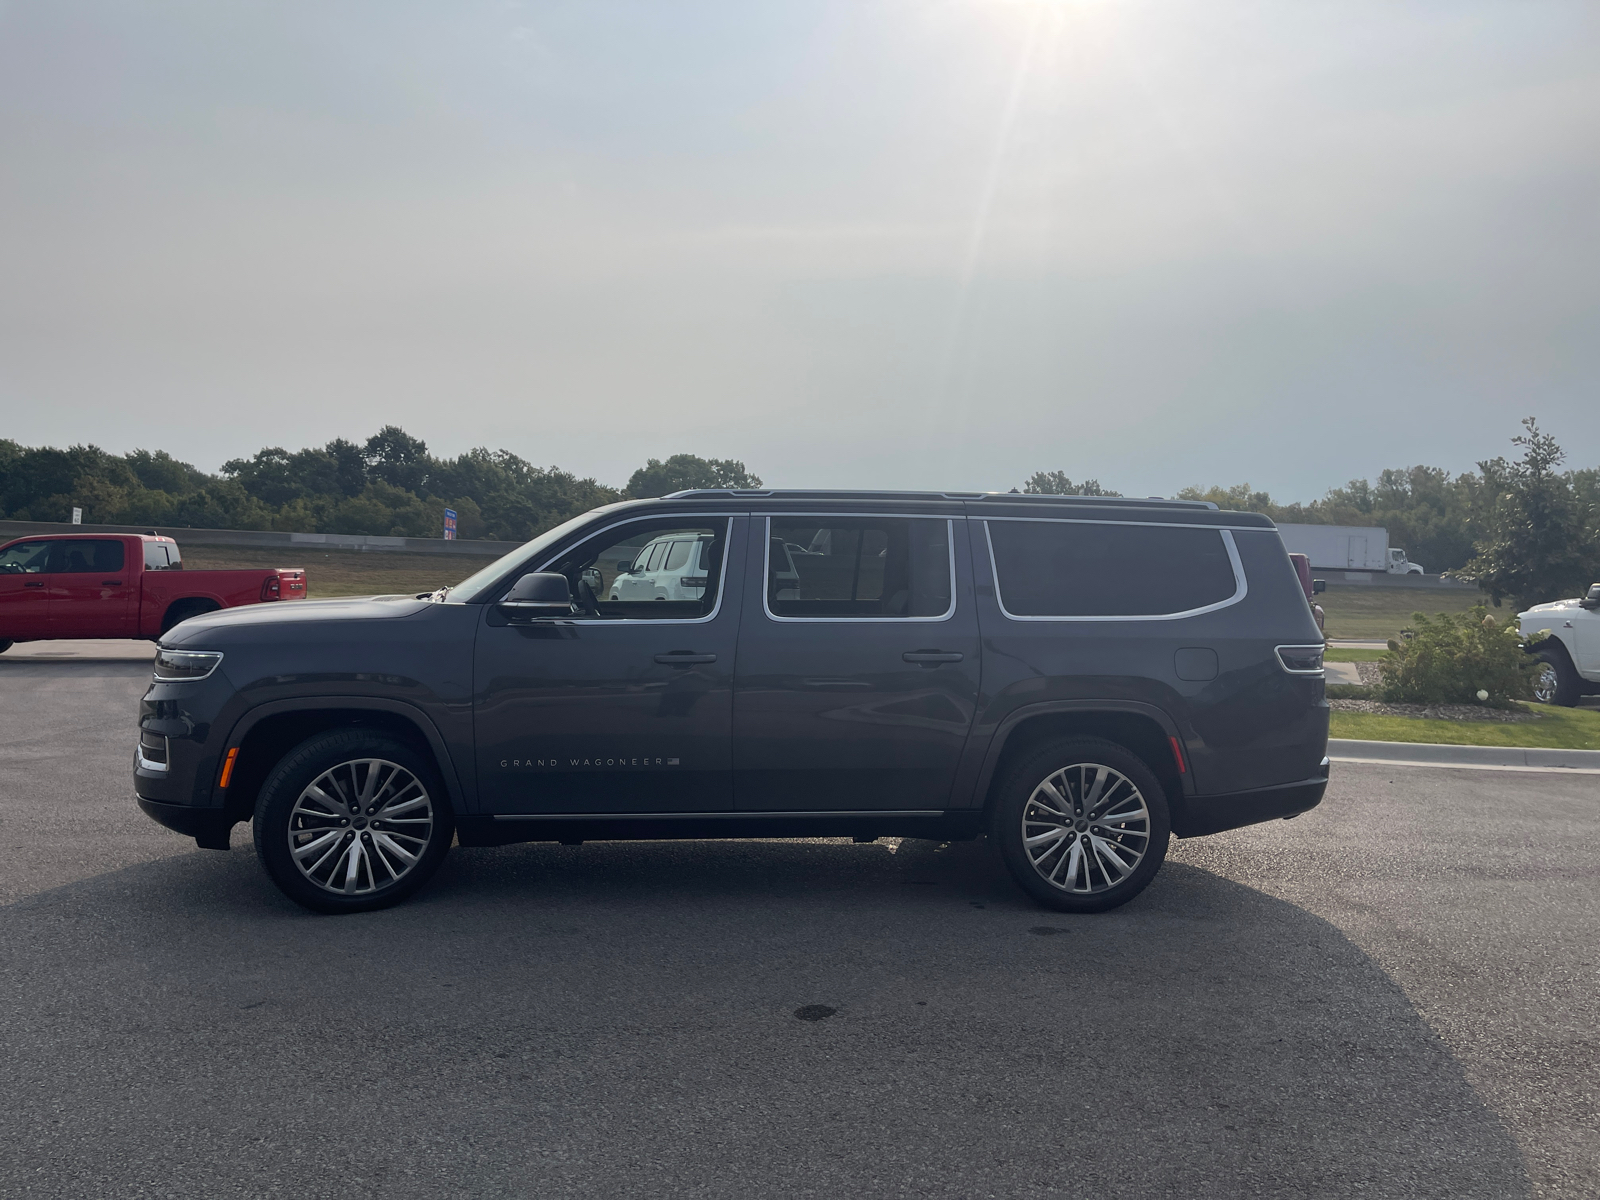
left=610, top=533, right=716, bottom=602
left=1519, top=584, right=1600, bottom=706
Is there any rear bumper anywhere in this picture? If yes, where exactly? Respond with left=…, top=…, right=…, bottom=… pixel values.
left=1173, top=760, right=1329, bottom=838
left=136, top=796, right=236, bottom=850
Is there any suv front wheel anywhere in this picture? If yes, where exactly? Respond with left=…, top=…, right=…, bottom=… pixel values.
left=991, top=737, right=1171, bottom=914
left=253, top=730, right=454, bottom=913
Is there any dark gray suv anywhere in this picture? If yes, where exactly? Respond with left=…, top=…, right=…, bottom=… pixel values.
left=134, top=490, right=1329, bottom=914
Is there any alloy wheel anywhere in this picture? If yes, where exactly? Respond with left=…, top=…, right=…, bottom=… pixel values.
left=286, top=758, right=435, bottom=895
left=1021, top=763, right=1151, bottom=894
left=1532, top=663, right=1559, bottom=705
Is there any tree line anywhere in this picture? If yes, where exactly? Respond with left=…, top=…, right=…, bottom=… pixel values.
left=1, top=419, right=1593, bottom=605
left=0, top=430, right=759, bottom=544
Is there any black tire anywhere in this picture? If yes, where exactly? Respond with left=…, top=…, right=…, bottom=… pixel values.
left=160, top=599, right=220, bottom=636
left=990, top=737, right=1171, bottom=914
left=253, top=729, right=454, bottom=914
left=1532, top=647, right=1582, bottom=707
left=0, top=639, right=12, bottom=654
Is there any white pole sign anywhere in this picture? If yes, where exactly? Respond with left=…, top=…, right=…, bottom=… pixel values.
left=72, top=507, right=82, bottom=525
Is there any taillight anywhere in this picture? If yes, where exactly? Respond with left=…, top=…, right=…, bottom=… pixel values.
left=261, top=576, right=281, bottom=601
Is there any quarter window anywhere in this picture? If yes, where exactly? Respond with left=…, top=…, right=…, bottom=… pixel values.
left=766, top=518, right=952, bottom=619
left=986, top=520, right=1240, bottom=618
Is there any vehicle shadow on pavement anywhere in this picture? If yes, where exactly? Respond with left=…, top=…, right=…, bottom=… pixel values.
left=0, top=836, right=1529, bottom=1200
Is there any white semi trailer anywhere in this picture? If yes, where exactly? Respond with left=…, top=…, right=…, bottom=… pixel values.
left=1275, top=523, right=1424, bottom=574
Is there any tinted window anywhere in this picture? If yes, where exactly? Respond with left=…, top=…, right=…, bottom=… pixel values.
left=0, top=540, right=51, bottom=574
left=57, top=540, right=126, bottom=573
left=542, top=520, right=726, bottom=620
left=987, top=521, right=1238, bottom=617
left=767, top=518, right=951, bottom=619
left=144, top=542, right=171, bottom=570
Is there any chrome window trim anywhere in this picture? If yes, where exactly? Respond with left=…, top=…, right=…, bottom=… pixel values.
left=761, top=516, right=957, bottom=624
left=1275, top=644, right=1327, bottom=677
left=529, top=515, right=737, bottom=626
left=983, top=521, right=1248, bottom=623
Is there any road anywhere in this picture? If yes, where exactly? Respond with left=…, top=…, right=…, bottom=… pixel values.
left=1, top=660, right=1595, bottom=1198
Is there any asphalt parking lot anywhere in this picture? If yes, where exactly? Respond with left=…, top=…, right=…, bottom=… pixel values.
left=1, top=660, right=1595, bottom=1199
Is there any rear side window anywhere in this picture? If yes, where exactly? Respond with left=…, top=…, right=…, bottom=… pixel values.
left=58, top=540, right=125, bottom=574
left=986, top=521, right=1240, bottom=618
left=144, top=542, right=170, bottom=570
left=767, top=517, right=952, bottom=619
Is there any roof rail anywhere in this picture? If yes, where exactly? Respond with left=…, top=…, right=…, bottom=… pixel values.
left=659, top=488, right=1217, bottom=510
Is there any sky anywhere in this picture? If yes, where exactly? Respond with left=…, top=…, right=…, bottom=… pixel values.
left=2, top=0, right=1598, bottom=499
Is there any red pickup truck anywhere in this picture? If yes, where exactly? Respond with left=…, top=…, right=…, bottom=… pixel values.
left=0, top=533, right=305, bottom=652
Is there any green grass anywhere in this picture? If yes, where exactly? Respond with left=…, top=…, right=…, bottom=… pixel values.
left=181, top=545, right=505, bottom=598
left=1324, top=647, right=1387, bottom=662
left=1330, top=702, right=1600, bottom=749
left=1318, top=583, right=1493, bottom=640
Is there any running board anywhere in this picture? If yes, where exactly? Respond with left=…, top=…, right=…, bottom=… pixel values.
left=455, top=810, right=980, bottom=847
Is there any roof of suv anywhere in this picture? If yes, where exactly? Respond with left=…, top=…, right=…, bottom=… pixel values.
left=632, top=489, right=1276, bottom=529
left=664, top=489, right=1218, bottom=510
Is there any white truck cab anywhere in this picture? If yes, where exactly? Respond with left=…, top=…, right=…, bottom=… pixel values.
left=1519, top=585, right=1600, bottom=705
left=1387, top=548, right=1424, bottom=575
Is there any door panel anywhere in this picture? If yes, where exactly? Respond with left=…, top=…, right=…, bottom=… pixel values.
left=49, top=539, right=135, bottom=636
left=733, top=516, right=980, bottom=812
left=473, top=517, right=746, bottom=814
left=0, top=539, right=55, bottom=639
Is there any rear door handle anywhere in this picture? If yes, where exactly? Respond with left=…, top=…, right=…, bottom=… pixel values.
left=655, top=652, right=717, bottom=665
left=102, top=580, right=122, bottom=586
left=903, top=650, right=963, bottom=664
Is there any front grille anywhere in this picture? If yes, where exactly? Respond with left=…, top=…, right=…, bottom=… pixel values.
left=138, top=729, right=169, bottom=766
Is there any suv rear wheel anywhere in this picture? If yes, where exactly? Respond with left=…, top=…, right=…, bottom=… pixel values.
left=252, top=730, right=454, bottom=913
left=991, top=737, right=1171, bottom=914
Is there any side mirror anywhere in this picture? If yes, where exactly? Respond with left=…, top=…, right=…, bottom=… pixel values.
left=498, top=572, right=573, bottom=620
left=1312, top=579, right=1326, bottom=595
left=616, top=560, right=633, bottom=574
left=1581, top=584, right=1600, bottom=610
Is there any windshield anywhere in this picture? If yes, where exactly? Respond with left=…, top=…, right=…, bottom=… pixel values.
left=446, top=509, right=608, bottom=603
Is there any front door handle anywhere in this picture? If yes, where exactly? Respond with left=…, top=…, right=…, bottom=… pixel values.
left=903, top=650, right=963, bottom=664
left=102, top=580, right=122, bottom=586
left=655, top=652, right=717, bottom=665
left=24, top=581, right=45, bottom=588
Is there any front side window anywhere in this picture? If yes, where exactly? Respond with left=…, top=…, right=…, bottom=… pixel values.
left=986, top=520, right=1240, bottom=618
left=541, top=520, right=727, bottom=620
left=0, top=540, right=52, bottom=574
left=58, top=540, right=126, bottom=574
left=766, top=517, right=952, bottom=619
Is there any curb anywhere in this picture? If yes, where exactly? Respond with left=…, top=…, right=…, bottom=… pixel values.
left=1329, top=738, right=1600, bottom=774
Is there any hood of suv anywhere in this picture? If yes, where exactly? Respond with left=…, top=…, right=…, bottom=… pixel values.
left=162, top=595, right=434, bottom=647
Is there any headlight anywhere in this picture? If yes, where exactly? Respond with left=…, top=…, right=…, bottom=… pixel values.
left=153, top=648, right=224, bottom=681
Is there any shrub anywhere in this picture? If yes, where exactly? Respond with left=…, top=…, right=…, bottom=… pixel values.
left=1376, top=607, right=1535, bottom=707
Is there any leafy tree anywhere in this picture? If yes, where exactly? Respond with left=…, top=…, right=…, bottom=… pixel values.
left=364, top=426, right=431, bottom=494
left=626, top=454, right=762, bottom=498
left=1023, top=471, right=1119, bottom=497
left=1454, top=418, right=1598, bottom=608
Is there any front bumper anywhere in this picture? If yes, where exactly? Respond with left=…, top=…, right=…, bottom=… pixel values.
left=135, top=797, right=236, bottom=850
left=1172, top=758, right=1330, bottom=838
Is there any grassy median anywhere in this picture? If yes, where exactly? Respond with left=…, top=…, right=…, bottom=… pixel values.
left=1319, top=583, right=1493, bottom=641
left=1330, top=703, right=1600, bottom=749
left=180, top=545, right=506, bottom=598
